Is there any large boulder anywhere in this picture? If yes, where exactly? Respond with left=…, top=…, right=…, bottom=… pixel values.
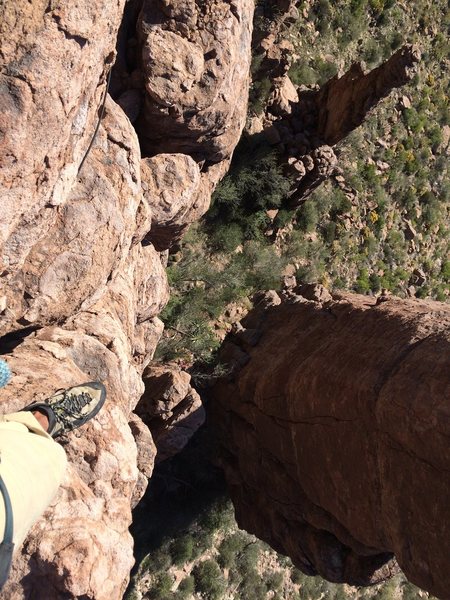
left=137, top=0, right=254, bottom=166
left=211, top=290, right=450, bottom=599
left=141, top=153, right=208, bottom=251
left=136, top=365, right=206, bottom=463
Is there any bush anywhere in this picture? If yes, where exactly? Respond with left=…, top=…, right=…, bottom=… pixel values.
left=199, top=498, right=235, bottom=533
left=142, top=547, right=172, bottom=574
left=312, top=57, right=338, bottom=85
left=178, top=576, right=195, bottom=596
left=193, top=560, right=226, bottom=600
left=298, top=575, right=333, bottom=600
left=218, top=532, right=248, bottom=568
left=441, top=260, right=450, bottom=282
left=296, top=201, right=319, bottom=233
left=209, top=223, right=244, bottom=252
left=322, top=221, right=337, bottom=243
left=238, top=569, right=268, bottom=600
left=355, top=268, right=371, bottom=294
left=250, top=76, right=272, bottom=115
left=146, top=573, right=174, bottom=600
left=274, top=209, right=294, bottom=229
left=291, top=568, right=306, bottom=585
left=237, top=542, right=260, bottom=576
left=170, top=535, right=194, bottom=566
left=266, top=570, right=284, bottom=590
left=192, top=530, right=214, bottom=559
left=207, top=144, right=290, bottom=243
left=369, top=273, right=382, bottom=293
left=289, top=62, right=319, bottom=86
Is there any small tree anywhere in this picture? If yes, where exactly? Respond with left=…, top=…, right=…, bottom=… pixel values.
left=170, top=535, right=194, bottom=566
left=193, top=560, right=226, bottom=600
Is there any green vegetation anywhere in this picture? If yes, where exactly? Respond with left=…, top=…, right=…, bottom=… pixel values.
left=281, top=0, right=450, bottom=299
left=155, top=141, right=293, bottom=366
left=193, top=560, right=226, bottom=599
left=155, top=223, right=287, bottom=366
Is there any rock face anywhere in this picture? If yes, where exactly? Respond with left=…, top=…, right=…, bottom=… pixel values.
left=141, top=153, right=207, bottom=251
left=315, top=45, right=421, bottom=145
left=0, top=0, right=253, bottom=596
left=136, top=364, right=205, bottom=463
left=137, top=0, right=253, bottom=164
left=251, top=41, right=419, bottom=206
left=211, top=290, right=450, bottom=599
left=0, top=0, right=122, bottom=271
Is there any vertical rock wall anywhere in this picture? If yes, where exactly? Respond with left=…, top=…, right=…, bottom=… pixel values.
left=0, top=0, right=254, bottom=597
left=211, top=289, right=450, bottom=599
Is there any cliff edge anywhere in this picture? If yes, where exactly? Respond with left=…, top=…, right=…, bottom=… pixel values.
left=212, top=288, right=450, bottom=599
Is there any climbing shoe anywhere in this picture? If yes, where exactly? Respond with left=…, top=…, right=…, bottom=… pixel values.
left=22, top=382, right=106, bottom=438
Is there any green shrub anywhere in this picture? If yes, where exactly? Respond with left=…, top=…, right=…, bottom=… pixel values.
left=291, top=567, right=306, bottom=585
left=146, top=573, right=174, bottom=600
left=274, top=209, right=294, bottom=229
left=142, top=547, right=172, bottom=574
left=170, top=535, right=194, bottom=566
left=298, top=575, right=328, bottom=600
left=218, top=532, right=248, bottom=568
left=289, top=62, right=319, bottom=86
left=238, top=569, right=268, bottom=600
left=209, top=223, right=244, bottom=252
left=312, top=57, right=338, bottom=85
left=250, top=76, right=272, bottom=115
left=296, top=201, right=319, bottom=233
left=369, top=272, right=382, bottom=293
left=199, top=497, right=235, bottom=533
left=322, top=221, right=337, bottom=243
left=390, top=31, right=403, bottom=50
left=207, top=144, right=290, bottom=243
left=441, top=260, right=450, bottom=282
left=192, top=531, right=214, bottom=559
left=192, top=560, right=226, bottom=600
left=237, top=542, right=260, bottom=576
left=266, top=570, right=284, bottom=590
left=178, top=576, right=195, bottom=596
left=355, top=268, right=371, bottom=294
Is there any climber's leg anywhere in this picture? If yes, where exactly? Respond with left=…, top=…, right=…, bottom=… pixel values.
left=0, top=411, right=68, bottom=549
left=0, top=381, right=106, bottom=590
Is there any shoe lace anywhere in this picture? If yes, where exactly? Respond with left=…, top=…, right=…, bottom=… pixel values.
left=53, top=391, right=92, bottom=430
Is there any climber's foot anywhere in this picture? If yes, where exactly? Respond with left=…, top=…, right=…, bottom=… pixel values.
left=22, top=382, right=106, bottom=438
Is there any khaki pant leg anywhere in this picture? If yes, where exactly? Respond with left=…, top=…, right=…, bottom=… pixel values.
left=0, top=412, right=67, bottom=548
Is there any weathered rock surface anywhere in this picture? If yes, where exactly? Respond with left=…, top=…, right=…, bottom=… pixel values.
left=137, top=0, right=254, bottom=166
left=316, top=45, right=421, bottom=145
left=141, top=153, right=207, bottom=251
left=211, top=291, right=450, bottom=599
left=0, top=0, right=252, bottom=596
left=136, top=365, right=205, bottom=463
left=0, top=0, right=123, bottom=271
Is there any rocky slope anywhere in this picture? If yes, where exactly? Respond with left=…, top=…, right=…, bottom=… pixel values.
left=0, top=0, right=253, bottom=597
left=248, top=0, right=420, bottom=206
left=211, top=287, right=450, bottom=599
